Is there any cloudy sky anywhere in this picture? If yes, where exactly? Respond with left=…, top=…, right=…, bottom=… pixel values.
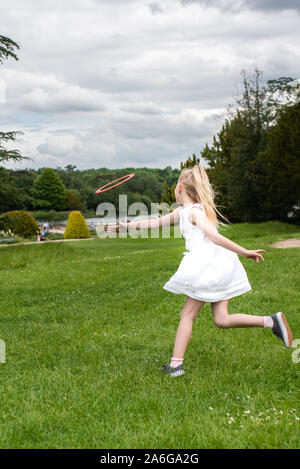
left=0, top=0, right=299, bottom=170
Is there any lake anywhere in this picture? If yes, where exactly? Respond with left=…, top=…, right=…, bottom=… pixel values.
left=39, top=214, right=160, bottom=227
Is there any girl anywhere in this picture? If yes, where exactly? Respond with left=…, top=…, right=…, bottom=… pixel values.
left=105, top=165, right=293, bottom=378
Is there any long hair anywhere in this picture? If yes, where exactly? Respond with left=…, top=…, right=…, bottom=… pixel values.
left=179, top=165, right=228, bottom=229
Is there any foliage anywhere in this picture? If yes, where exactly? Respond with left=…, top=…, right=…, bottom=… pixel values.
left=0, top=210, right=40, bottom=238
left=180, top=153, right=200, bottom=170
left=33, top=168, right=67, bottom=211
left=66, top=190, right=83, bottom=211
left=0, top=166, right=181, bottom=214
left=64, top=211, right=90, bottom=239
left=161, top=154, right=200, bottom=205
left=0, top=167, right=28, bottom=212
left=0, top=131, right=28, bottom=165
left=265, top=76, right=300, bottom=122
left=0, top=35, right=28, bottom=166
left=258, top=102, right=300, bottom=224
left=202, top=69, right=300, bottom=223
left=161, top=180, right=176, bottom=205
left=0, top=34, right=19, bottom=63
left=0, top=214, right=14, bottom=233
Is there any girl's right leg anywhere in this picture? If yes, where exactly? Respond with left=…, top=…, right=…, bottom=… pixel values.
left=211, top=299, right=293, bottom=347
left=211, top=299, right=264, bottom=328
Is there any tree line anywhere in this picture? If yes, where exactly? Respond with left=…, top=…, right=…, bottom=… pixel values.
left=0, top=165, right=180, bottom=214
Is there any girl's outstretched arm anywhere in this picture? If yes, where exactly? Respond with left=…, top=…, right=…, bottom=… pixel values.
left=212, top=232, right=265, bottom=263
left=189, top=207, right=265, bottom=263
left=105, top=206, right=181, bottom=233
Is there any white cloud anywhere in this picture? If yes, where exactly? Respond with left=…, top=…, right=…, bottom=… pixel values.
left=0, top=0, right=299, bottom=170
left=3, top=70, right=106, bottom=113
left=21, top=85, right=106, bottom=113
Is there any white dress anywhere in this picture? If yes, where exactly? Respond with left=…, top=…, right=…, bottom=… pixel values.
left=163, top=203, right=252, bottom=302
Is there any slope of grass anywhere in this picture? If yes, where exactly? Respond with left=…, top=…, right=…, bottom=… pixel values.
left=0, top=222, right=299, bottom=448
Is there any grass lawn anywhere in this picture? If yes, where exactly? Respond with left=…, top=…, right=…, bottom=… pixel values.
left=0, top=221, right=299, bottom=449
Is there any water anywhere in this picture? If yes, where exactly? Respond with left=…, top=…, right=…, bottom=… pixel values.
left=39, top=214, right=160, bottom=227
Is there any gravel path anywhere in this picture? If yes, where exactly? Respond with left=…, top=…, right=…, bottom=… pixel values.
left=271, top=238, right=300, bottom=248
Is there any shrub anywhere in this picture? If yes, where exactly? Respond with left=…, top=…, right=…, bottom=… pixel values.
left=64, top=211, right=90, bottom=239
left=0, top=214, right=14, bottom=233
left=0, top=210, right=40, bottom=238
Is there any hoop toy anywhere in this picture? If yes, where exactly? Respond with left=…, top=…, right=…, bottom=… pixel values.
left=95, top=173, right=135, bottom=194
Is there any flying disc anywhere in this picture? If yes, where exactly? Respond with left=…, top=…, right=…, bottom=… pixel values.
left=95, top=173, right=135, bottom=194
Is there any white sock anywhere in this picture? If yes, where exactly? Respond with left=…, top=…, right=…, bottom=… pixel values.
left=263, top=316, right=274, bottom=329
left=170, top=357, right=184, bottom=368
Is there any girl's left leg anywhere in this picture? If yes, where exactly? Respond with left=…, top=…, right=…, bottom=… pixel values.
left=211, top=299, right=264, bottom=328
left=172, top=296, right=205, bottom=359
left=161, top=296, right=205, bottom=375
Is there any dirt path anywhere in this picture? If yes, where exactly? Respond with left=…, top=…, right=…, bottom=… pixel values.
left=271, top=238, right=300, bottom=248
left=0, top=238, right=95, bottom=248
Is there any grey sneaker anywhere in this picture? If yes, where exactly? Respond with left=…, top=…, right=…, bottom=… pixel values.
left=271, top=312, right=293, bottom=348
left=161, top=363, right=185, bottom=377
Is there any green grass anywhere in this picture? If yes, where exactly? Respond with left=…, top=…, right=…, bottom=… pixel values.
left=0, top=221, right=299, bottom=449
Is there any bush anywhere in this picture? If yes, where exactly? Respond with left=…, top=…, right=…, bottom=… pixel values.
left=0, top=210, right=40, bottom=238
left=0, top=214, right=14, bottom=233
left=64, top=211, right=90, bottom=239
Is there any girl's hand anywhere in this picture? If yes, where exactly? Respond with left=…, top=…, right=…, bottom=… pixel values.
left=244, top=249, right=265, bottom=263
left=104, top=220, right=128, bottom=233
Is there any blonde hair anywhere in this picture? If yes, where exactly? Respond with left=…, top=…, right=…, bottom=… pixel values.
left=179, top=165, right=227, bottom=229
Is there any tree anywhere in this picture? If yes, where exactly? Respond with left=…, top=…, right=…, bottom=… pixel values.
left=161, top=180, right=176, bottom=205
left=201, top=121, right=232, bottom=219
left=0, top=167, right=26, bottom=212
left=33, top=168, right=67, bottom=210
left=0, top=131, right=26, bottom=165
left=180, top=153, right=200, bottom=170
left=201, top=69, right=300, bottom=222
left=66, top=190, right=83, bottom=210
left=265, top=76, right=300, bottom=122
left=258, top=102, right=300, bottom=223
left=0, top=35, right=19, bottom=63
left=161, top=154, right=201, bottom=205
left=0, top=35, right=28, bottom=166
